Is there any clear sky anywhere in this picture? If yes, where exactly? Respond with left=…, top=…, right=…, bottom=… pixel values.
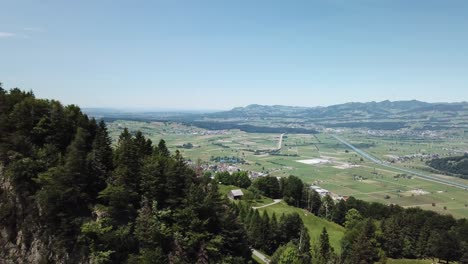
left=1, top=0, right=468, bottom=110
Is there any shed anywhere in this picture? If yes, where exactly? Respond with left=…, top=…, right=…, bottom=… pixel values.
left=228, top=189, right=244, bottom=200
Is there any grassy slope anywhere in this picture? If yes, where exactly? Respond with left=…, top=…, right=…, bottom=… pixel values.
left=218, top=185, right=345, bottom=252
left=257, top=201, right=345, bottom=253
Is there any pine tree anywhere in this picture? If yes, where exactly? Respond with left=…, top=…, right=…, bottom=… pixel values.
left=87, top=120, right=113, bottom=200
left=36, top=127, right=92, bottom=240
left=140, top=154, right=168, bottom=207
left=297, top=226, right=311, bottom=263
left=260, top=211, right=272, bottom=253
left=348, top=219, right=380, bottom=264
left=133, top=131, right=153, bottom=157
left=310, top=190, right=322, bottom=216
left=248, top=210, right=263, bottom=248
left=319, top=227, right=332, bottom=262
left=382, top=216, right=404, bottom=258
left=270, top=213, right=280, bottom=251
left=332, top=199, right=347, bottom=225
left=156, top=139, right=170, bottom=157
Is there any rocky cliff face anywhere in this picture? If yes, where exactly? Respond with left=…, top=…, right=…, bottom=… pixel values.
left=0, top=165, right=87, bottom=264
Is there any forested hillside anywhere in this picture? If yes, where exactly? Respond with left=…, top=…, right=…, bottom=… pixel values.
left=428, top=154, right=468, bottom=179
left=0, top=86, right=251, bottom=263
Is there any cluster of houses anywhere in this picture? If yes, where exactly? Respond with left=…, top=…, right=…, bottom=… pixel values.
left=365, top=128, right=442, bottom=138
left=249, top=171, right=268, bottom=180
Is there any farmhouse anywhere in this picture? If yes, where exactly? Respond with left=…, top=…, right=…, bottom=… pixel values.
left=228, top=189, right=244, bottom=200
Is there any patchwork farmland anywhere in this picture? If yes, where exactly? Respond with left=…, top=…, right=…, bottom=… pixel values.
left=107, top=120, right=468, bottom=218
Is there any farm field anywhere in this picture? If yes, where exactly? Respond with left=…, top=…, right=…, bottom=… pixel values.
left=107, top=120, right=468, bottom=219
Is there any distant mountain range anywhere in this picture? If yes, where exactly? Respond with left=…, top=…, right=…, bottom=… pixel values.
left=85, top=100, right=468, bottom=132
left=209, top=100, right=467, bottom=119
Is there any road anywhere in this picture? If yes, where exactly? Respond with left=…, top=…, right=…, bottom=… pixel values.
left=252, top=199, right=282, bottom=209
left=252, top=249, right=270, bottom=263
left=332, top=134, right=468, bottom=190
left=277, top=133, right=285, bottom=150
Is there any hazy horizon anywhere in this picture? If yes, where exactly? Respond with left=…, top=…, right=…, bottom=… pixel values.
left=2, top=0, right=468, bottom=109
left=81, top=99, right=468, bottom=113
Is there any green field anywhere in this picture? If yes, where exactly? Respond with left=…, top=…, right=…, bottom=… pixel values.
left=107, top=120, right=468, bottom=219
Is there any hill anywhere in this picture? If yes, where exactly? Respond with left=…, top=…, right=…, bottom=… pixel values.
left=428, top=154, right=468, bottom=179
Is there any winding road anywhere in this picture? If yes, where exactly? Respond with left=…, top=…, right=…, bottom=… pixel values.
left=332, top=134, right=468, bottom=190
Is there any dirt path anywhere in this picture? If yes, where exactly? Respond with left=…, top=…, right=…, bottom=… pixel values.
left=252, top=249, right=270, bottom=263
left=252, top=199, right=282, bottom=209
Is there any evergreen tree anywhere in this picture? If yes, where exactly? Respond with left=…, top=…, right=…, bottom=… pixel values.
left=320, top=195, right=335, bottom=220
left=319, top=227, right=333, bottom=262
left=297, top=226, right=311, bottom=263
left=270, top=213, right=280, bottom=251
left=248, top=210, right=263, bottom=248
left=310, top=190, right=322, bottom=216
left=252, top=176, right=281, bottom=198
left=260, top=211, right=272, bottom=253
left=278, top=213, right=303, bottom=245
left=87, top=121, right=113, bottom=200
left=332, top=199, right=347, bottom=225
left=347, top=219, right=380, bottom=264
left=156, top=139, right=170, bottom=157
left=381, top=216, right=404, bottom=258
left=36, top=127, right=92, bottom=241
left=282, top=175, right=303, bottom=207
left=134, top=131, right=153, bottom=157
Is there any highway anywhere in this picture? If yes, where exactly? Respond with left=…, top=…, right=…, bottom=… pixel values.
left=332, top=135, right=468, bottom=190
left=277, top=133, right=285, bottom=150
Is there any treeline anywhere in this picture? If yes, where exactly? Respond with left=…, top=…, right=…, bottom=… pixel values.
left=323, top=121, right=408, bottom=130
left=186, top=121, right=319, bottom=134
left=0, top=86, right=252, bottom=263
left=215, top=171, right=251, bottom=188
left=237, top=205, right=314, bottom=264
left=428, top=154, right=468, bottom=179
left=248, top=175, right=468, bottom=263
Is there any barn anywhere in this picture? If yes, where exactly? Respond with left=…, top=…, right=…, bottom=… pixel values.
left=228, top=189, right=244, bottom=200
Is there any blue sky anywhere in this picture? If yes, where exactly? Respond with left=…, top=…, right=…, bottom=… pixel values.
left=1, top=0, right=468, bottom=110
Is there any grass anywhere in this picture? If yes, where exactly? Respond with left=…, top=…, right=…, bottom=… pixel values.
left=257, top=201, right=345, bottom=253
